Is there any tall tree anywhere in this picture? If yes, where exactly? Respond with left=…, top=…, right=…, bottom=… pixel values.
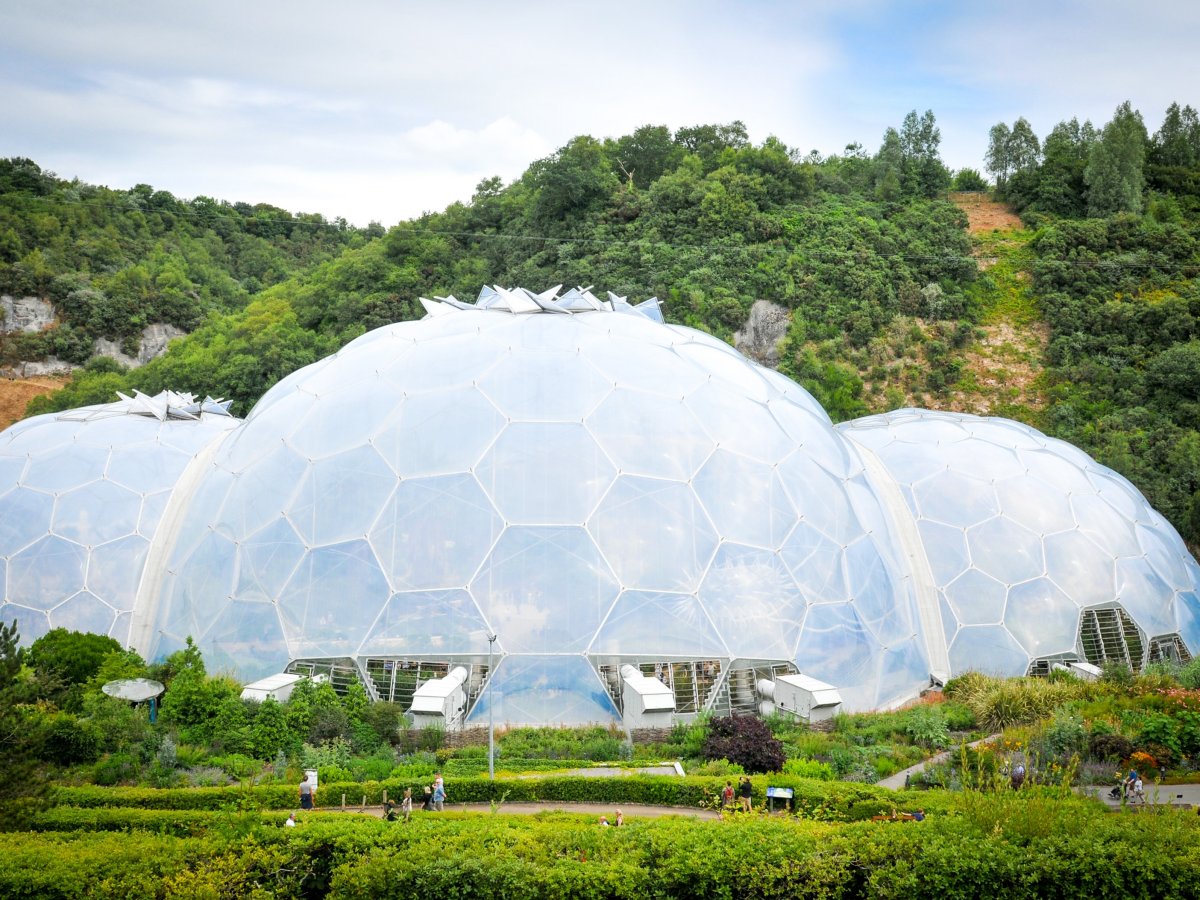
left=1085, top=101, right=1149, bottom=217
left=1035, top=118, right=1094, bottom=217
left=1008, top=117, right=1042, bottom=173
left=1150, top=102, right=1200, bottom=168
left=985, top=122, right=1013, bottom=187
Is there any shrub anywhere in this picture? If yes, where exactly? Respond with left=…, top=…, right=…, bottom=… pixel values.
left=902, top=705, right=950, bottom=749
left=701, top=715, right=785, bottom=774
left=782, top=757, right=835, bottom=780
left=93, top=752, right=139, bottom=786
left=1088, top=732, right=1133, bottom=761
left=40, top=715, right=100, bottom=764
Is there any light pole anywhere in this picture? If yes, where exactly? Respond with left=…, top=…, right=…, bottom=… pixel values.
left=487, top=631, right=497, bottom=781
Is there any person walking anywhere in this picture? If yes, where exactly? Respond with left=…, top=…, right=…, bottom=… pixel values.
left=432, top=775, right=446, bottom=812
left=298, top=774, right=315, bottom=810
left=721, top=780, right=735, bottom=810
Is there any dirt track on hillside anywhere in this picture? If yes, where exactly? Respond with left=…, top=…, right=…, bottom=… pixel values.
left=948, top=192, right=1023, bottom=233
left=0, top=376, right=64, bottom=430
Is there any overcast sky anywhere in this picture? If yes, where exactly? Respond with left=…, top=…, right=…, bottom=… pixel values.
left=2, top=0, right=1197, bottom=226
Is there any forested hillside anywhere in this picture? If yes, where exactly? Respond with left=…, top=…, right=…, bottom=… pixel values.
left=3, top=102, right=1199, bottom=552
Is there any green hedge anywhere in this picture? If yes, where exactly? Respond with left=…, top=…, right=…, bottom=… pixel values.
left=6, top=809, right=1200, bottom=899
left=53, top=775, right=950, bottom=819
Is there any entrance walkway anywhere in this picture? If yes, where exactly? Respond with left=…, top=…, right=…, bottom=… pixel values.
left=875, top=734, right=1002, bottom=790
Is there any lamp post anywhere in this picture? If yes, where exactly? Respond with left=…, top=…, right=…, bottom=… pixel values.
left=487, top=631, right=497, bottom=781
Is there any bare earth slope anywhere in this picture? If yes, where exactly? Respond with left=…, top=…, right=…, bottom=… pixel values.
left=0, top=376, right=65, bottom=431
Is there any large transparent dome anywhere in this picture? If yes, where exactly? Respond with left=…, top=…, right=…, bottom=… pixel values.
left=135, top=287, right=932, bottom=717
left=0, top=391, right=238, bottom=645
left=841, top=409, right=1200, bottom=676
left=8, top=288, right=1199, bottom=724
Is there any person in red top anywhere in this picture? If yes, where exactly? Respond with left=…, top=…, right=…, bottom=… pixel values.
left=721, top=780, right=735, bottom=810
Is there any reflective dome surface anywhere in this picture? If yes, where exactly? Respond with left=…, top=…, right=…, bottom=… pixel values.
left=0, top=392, right=239, bottom=645
left=140, top=288, right=931, bottom=714
left=841, top=409, right=1200, bottom=676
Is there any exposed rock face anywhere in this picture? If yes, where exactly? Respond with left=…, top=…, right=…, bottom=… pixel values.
left=7, top=358, right=75, bottom=377
left=1, top=295, right=55, bottom=333
left=92, top=323, right=186, bottom=368
left=733, top=300, right=791, bottom=368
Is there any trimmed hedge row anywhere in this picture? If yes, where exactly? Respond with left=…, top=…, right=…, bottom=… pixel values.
left=6, top=807, right=1200, bottom=899
left=54, top=774, right=944, bottom=818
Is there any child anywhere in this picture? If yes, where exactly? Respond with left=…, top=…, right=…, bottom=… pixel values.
left=401, top=787, right=413, bottom=824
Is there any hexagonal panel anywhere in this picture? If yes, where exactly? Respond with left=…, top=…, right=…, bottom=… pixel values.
left=1005, top=578, right=1079, bottom=656
left=694, top=451, right=797, bottom=549
left=0, top=487, right=55, bottom=554
left=949, top=624, right=1029, bottom=677
left=287, top=385, right=401, bottom=459
left=918, top=520, right=971, bottom=585
left=476, top=423, right=614, bottom=524
left=21, top=443, right=105, bottom=493
left=371, top=474, right=502, bottom=591
left=944, top=568, right=1007, bottom=625
left=994, top=474, right=1076, bottom=535
left=1115, top=558, right=1177, bottom=638
left=913, top=471, right=1000, bottom=529
left=106, top=441, right=191, bottom=493
left=53, top=479, right=142, bottom=546
left=844, top=537, right=911, bottom=646
left=8, top=535, right=88, bottom=609
left=288, top=446, right=396, bottom=546
left=216, top=444, right=309, bottom=539
left=358, top=589, right=493, bottom=656
left=236, top=517, right=308, bottom=601
left=0, top=602, right=49, bottom=643
left=278, top=539, right=389, bottom=657
left=781, top=523, right=851, bottom=604
left=779, top=451, right=862, bottom=544
left=87, top=535, right=151, bottom=609
left=966, top=516, right=1045, bottom=584
left=469, top=526, right=618, bottom=653
left=590, top=590, right=728, bottom=657
left=478, top=351, right=611, bottom=420
left=380, top=333, right=504, bottom=393
left=201, top=599, right=289, bottom=681
left=51, top=591, right=116, bottom=636
left=1044, top=530, right=1116, bottom=604
left=373, top=387, right=505, bottom=478
left=686, top=384, right=791, bottom=463
left=466, top=655, right=620, bottom=727
left=588, top=475, right=718, bottom=593
left=793, top=602, right=881, bottom=706
left=1071, top=493, right=1141, bottom=559
left=700, top=543, right=806, bottom=659
left=585, top=390, right=714, bottom=480
left=166, top=531, right=239, bottom=640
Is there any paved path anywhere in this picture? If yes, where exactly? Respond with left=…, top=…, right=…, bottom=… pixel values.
left=1079, top=783, right=1200, bottom=810
left=337, top=801, right=718, bottom=820
left=876, top=734, right=1002, bottom=790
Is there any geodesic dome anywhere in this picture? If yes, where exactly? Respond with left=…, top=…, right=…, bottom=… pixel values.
left=840, top=409, right=1200, bottom=676
left=131, top=286, right=932, bottom=720
left=5, top=287, right=1199, bottom=724
left=0, top=391, right=238, bottom=646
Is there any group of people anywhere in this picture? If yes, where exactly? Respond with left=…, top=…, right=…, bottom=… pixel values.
left=720, top=777, right=755, bottom=812
left=1122, top=768, right=1147, bottom=804
left=598, top=810, right=624, bottom=826
left=292, top=772, right=448, bottom=826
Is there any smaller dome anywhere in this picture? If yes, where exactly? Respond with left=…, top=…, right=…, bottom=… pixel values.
left=0, top=390, right=240, bottom=645
left=841, top=409, right=1200, bottom=676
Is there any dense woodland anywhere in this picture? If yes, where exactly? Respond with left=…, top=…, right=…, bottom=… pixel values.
left=1, top=102, right=1199, bottom=551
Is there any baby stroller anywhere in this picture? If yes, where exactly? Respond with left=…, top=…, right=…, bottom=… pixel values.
left=1107, top=784, right=1124, bottom=800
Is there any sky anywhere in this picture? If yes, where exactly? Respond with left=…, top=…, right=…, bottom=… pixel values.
left=2, top=0, right=1198, bottom=226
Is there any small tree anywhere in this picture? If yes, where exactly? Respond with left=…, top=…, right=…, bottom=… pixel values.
left=701, top=715, right=786, bottom=774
